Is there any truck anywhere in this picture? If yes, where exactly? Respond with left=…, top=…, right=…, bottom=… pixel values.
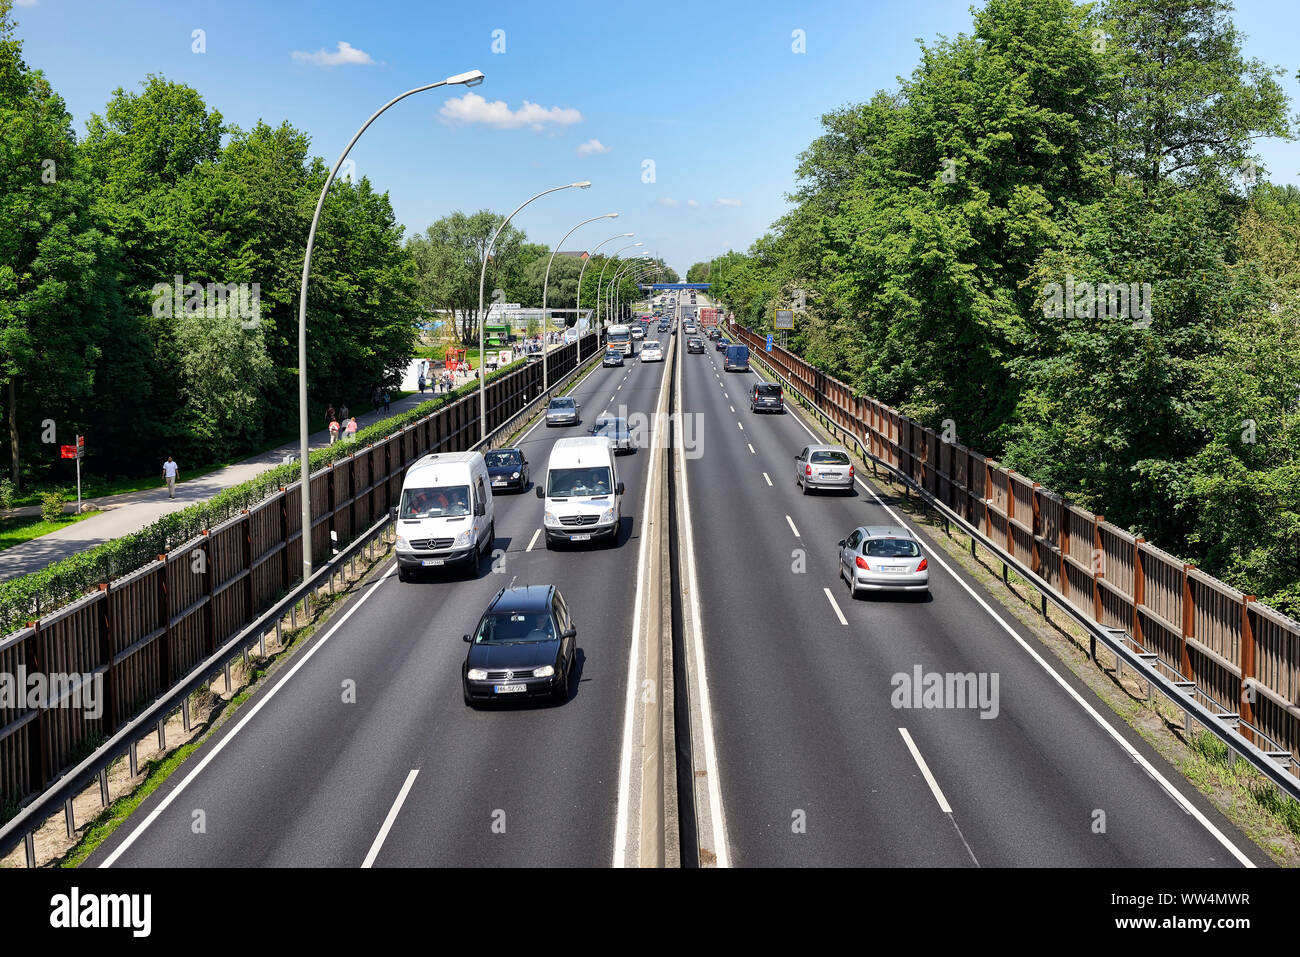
left=606, top=323, right=633, bottom=355
left=699, top=307, right=719, bottom=327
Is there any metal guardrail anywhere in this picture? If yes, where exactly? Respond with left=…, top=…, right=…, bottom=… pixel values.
left=0, top=345, right=608, bottom=866
left=739, top=331, right=1300, bottom=804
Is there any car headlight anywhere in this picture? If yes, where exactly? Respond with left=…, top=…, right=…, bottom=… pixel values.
left=511, top=471, right=520, bottom=479
left=453, top=529, right=473, bottom=547
left=467, top=668, right=488, bottom=681
left=600, top=507, right=615, bottom=523
left=533, top=665, right=555, bottom=678
left=544, top=511, right=559, bottom=527
left=395, top=535, right=408, bottom=549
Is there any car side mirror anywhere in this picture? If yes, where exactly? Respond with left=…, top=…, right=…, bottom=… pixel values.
left=462, top=634, right=470, bottom=643
left=474, top=501, right=485, bottom=516
left=563, top=627, right=577, bottom=639
left=616, top=481, right=625, bottom=496
left=837, top=539, right=846, bottom=547
left=389, top=506, right=398, bottom=521
left=535, top=487, right=545, bottom=499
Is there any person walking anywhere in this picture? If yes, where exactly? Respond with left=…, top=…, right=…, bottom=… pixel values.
left=325, top=403, right=336, bottom=426
left=328, top=418, right=340, bottom=444
left=418, top=373, right=426, bottom=394
left=371, top=387, right=380, bottom=412
left=162, top=456, right=179, bottom=499
left=346, top=417, right=358, bottom=440
left=383, top=390, right=391, bottom=413
left=340, top=403, right=349, bottom=423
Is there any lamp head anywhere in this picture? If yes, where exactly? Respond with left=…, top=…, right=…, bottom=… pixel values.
left=446, top=70, right=485, bottom=87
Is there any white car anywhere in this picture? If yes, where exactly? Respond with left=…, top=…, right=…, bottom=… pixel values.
left=640, top=340, right=663, bottom=362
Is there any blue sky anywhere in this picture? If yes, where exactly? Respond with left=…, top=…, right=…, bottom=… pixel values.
left=11, top=0, right=1300, bottom=276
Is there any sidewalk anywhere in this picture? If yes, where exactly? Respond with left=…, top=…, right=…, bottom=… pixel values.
left=0, top=358, right=473, bottom=582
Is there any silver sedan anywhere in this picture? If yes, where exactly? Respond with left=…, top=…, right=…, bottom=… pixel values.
left=546, top=396, right=580, bottom=427
left=838, top=525, right=930, bottom=596
left=795, top=444, right=854, bottom=493
left=590, top=415, right=634, bottom=452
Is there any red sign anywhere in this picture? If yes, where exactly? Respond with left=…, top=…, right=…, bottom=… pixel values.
left=76, top=434, right=85, bottom=459
left=60, top=446, right=77, bottom=459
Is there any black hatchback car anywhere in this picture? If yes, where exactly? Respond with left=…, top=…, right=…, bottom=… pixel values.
left=463, top=585, right=577, bottom=705
left=484, top=447, right=529, bottom=491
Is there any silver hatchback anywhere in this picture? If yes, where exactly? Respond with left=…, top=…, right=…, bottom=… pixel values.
left=795, top=444, right=854, bottom=493
left=838, top=526, right=929, bottom=596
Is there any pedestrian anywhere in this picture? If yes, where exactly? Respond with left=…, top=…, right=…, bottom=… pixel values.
left=328, top=418, right=340, bottom=444
left=346, top=417, right=358, bottom=440
left=162, top=456, right=179, bottom=499
left=371, top=387, right=380, bottom=412
left=325, top=403, right=336, bottom=425
left=418, top=373, right=426, bottom=394
left=383, top=390, right=391, bottom=413
left=340, top=403, right=349, bottom=423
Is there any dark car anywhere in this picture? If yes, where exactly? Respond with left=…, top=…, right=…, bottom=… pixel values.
left=714, top=337, right=729, bottom=351
left=658, top=322, right=669, bottom=332
left=603, top=349, right=624, bottom=368
left=687, top=336, right=705, bottom=354
left=484, top=448, right=529, bottom=491
left=723, top=344, right=750, bottom=372
left=750, top=382, right=784, bottom=413
left=462, top=585, right=577, bottom=705
left=591, top=414, right=634, bottom=453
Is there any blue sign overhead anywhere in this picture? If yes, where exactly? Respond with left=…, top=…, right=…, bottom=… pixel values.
left=766, top=334, right=774, bottom=352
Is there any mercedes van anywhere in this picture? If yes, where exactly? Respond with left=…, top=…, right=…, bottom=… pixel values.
left=393, top=451, right=495, bottom=581
left=536, top=436, right=624, bottom=548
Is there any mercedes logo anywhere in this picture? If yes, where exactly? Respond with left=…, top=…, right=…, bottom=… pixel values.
left=504, top=670, right=513, bottom=679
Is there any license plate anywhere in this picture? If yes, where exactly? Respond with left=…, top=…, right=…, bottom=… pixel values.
left=421, top=558, right=444, bottom=567
left=886, top=566, right=908, bottom=573
left=820, top=472, right=837, bottom=479
left=570, top=533, right=592, bottom=541
left=494, top=684, right=526, bottom=694
left=492, top=480, right=506, bottom=486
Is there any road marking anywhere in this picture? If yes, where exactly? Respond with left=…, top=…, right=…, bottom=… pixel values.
left=526, top=528, right=541, bottom=552
left=747, top=443, right=756, bottom=455
left=786, top=515, right=801, bottom=537
left=763, top=472, right=772, bottom=486
left=776, top=377, right=1256, bottom=868
left=729, top=405, right=734, bottom=413
left=362, top=769, right=419, bottom=868
left=737, top=422, right=744, bottom=431
left=823, top=587, right=848, bottom=625
left=102, top=560, right=400, bottom=867
left=898, top=728, right=950, bottom=812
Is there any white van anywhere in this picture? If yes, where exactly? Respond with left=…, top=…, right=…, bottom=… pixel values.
left=536, top=437, right=624, bottom=548
left=392, top=451, right=495, bottom=581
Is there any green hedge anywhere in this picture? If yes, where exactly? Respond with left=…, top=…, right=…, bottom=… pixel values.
left=0, top=359, right=530, bottom=637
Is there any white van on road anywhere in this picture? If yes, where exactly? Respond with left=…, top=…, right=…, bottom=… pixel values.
left=536, top=437, right=624, bottom=548
left=393, top=451, right=495, bottom=581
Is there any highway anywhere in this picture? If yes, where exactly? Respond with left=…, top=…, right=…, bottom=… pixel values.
left=82, top=290, right=1267, bottom=868
left=87, top=328, right=673, bottom=867
left=679, top=295, right=1265, bottom=867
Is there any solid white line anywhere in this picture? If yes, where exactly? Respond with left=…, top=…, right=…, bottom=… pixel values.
left=101, top=561, right=399, bottom=867
left=777, top=383, right=1255, bottom=867
left=786, top=515, right=801, bottom=538
left=898, top=728, right=952, bottom=813
left=526, top=528, right=541, bottom=552
left=612, top=345, right=674, bottom=869
left=747, top=443, right=756, bottom=455
left=361, top=769, right=419, bottom=868
left=823, top=587, right=848, bottom=626
left=763, top=472, right=772, bottom=486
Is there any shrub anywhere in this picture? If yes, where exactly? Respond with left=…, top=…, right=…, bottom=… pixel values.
left=0, top=478, right=14, bottom=511
left=40, top=491, right=65, bottom=523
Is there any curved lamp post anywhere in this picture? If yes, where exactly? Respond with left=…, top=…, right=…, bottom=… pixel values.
left=542, top=212, right=618, bottom=391
left=595, top=242, right=643, bottom=345
left=296, top=68, right=485, bottom=581
left=617, top=263, right=659, bottom=324
left=609, top=257, right=654, bottom=323
left=477, top=181, right=591, bottom=441
left=575, top=232, right=633, bottom=363
left=622, top=263, right=662, bottom=321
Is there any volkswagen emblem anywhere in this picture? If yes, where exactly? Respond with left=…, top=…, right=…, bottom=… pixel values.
left=504, top=670, right=513, bottom=680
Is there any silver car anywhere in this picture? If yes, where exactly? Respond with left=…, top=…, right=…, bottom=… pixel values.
left=838, top=526, right=930, bottom=596
left=546, top=396, right=580, bottom=427
left=795, top=444, right=854, bottom=494
left=590, top=415, right=634, bottom=452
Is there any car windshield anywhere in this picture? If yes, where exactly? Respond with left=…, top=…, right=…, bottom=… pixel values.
left=864, top=539, right=922, bottom=558
left=756, top=384, right=781, bottom=397
left=810, top=450, right=850, bottom=465
left=484, top=451, right=520, bottom=468
left=475, top=611, right=556, bottom=644
left=400, top=485, right=470, bottom=518
left=547, top=466, right=612, bottom=497
left=549, top=398, right=575, bottom=410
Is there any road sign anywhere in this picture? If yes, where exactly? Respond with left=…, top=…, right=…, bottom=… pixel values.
left=60, top=446, right=77, bottom=459
left=766, top=334, right=774, bottom=352
left=774, top=309, right=794, bottom=330
left=76, top=434, right=85, bottom=459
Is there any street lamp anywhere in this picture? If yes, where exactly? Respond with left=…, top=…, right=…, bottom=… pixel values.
left=576, top=232, right=633, bottom=363
left=542, top=212, right=618, bottom=391
left=595, top=242, right=643, bottom=345
left=477, top=181, right=592, bottom=441
left=296, top=68, right=485, bottom=581
left=611, top=258, right=655, bottom=322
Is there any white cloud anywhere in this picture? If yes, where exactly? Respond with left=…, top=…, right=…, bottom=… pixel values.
left=13, top=0, right=37, bottom=6
left=577, top=138, right=611, bottom=156
left=291, top=40, right=374, bottom=68
left=440, top=93, right=583, bottom=131
left=655, top=197, right=680, bottom=208
left=687, top=199, right=699, bottom=208
left=715, top=197, right=743, bottom=207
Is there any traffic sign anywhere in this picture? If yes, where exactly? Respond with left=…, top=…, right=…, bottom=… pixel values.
left=76, top=434, right=85, bottom=459
left=60, top=446, right=77, bottom=459
left=766, top=334, right=774, bottom=352
left=774, top=309, right=794, bottom=330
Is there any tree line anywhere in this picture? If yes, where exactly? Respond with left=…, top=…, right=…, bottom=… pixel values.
left=691, top=0, right=1300, bottom=617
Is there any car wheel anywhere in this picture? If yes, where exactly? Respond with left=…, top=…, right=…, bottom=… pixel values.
left=801, top=481, right=811, bottom=496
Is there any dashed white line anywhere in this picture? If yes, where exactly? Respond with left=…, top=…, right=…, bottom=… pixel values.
left=747, top=443, right=756, bottom=454
left=737, top=422, right=744, bottom=431
left=823, top=587, right=848, bottom=625
left=786, top=515, right=801, bottom=537
left=763, top=472, right=772, bottom=485
left=362, top=769, right=419, bottom=868
left=898, top=728, right=951, bottom=812
left=526, top=528, right=541, bottom=552
left=729, top=405, right=735, bottom=413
